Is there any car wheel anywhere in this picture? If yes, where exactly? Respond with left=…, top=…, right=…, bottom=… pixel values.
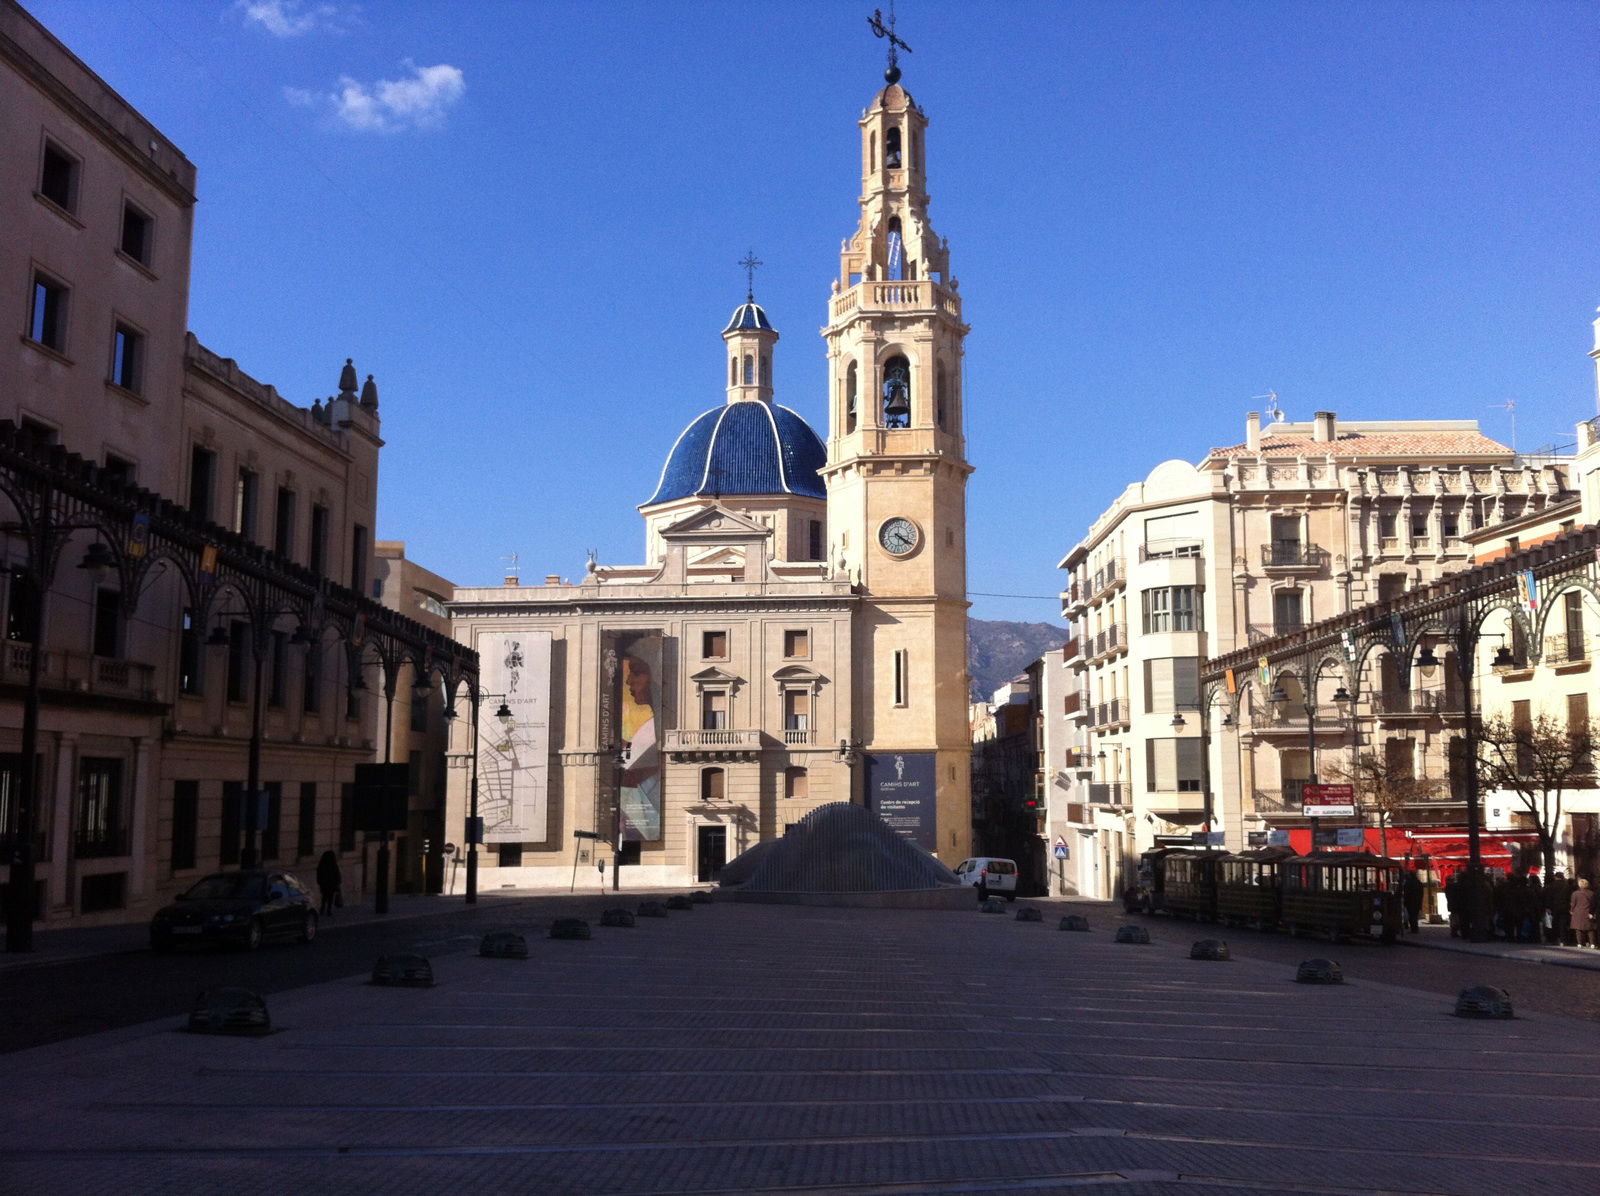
left=244, top=918, right=263, bottom=951
left=299, top=912, right=318, bottom=943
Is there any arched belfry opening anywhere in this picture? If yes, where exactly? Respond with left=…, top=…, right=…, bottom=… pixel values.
left=845, top=361, right=859, bottom=433
left=935, top=362, right=949, bottom=430
left=881, top=355, right=911, bottom=428
left=885, top=125, right=902, bottom=169
left=887, top=216, right=904, bottom=282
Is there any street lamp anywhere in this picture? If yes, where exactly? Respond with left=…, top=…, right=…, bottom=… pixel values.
left=1172, top=690, right=1236, bottom=847
left=443, top=688, right=511, bottom=903
left=1416, top=624, right=1491, bottom=941
left=1271, top=670, right=1351, bottom=850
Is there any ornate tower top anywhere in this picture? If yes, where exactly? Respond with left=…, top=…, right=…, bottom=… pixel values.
left=722, top=253, right=778, bottom=405
left=868, top=4, right=912, bottom=85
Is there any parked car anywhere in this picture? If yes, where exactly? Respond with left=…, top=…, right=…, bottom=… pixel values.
left=150, top=869, right=318, bottom=952
left=952, top=857, right=1018, bottom=900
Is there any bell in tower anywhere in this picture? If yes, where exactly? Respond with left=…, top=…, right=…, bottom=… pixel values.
left=881, top=357, right=911, bottom=427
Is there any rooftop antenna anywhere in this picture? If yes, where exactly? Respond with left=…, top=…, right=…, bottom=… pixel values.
left=501, top=552, right=519, bottom=585
left=1490, top=399, right=1517, bottom=453
left=1252, top=390, right=1284, bottom=423
left=868, top=3, right=912, bottom=84
left=738, top=249, right=762, bottom=303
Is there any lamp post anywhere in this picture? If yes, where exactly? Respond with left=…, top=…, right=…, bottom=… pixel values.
left=444, top=688, right=511, bottom=904
left=1415, top=623, right=1507, bottom=943
left=1171, top=693, right=1236, bottom=848
left=1270, top=671, right=1351, bottom=851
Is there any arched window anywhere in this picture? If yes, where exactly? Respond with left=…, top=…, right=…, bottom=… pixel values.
left=700, top=767, right=725, bottom=802
left=935, top=363, right=949, bottom=429
left=845, top=361, right=858, bottom=433
left=760, top=354, right=771, bottom=388
left=743, top=354, right=754, bottom=386
left=885, top=125, right=902, bottom=169
left=881, top=355, right=911, bottom=428
left=869, top=131, right=877, bottom=173
left=887, top=217, right=904, bottom=282
left=730, top=356, right=737, bottom=386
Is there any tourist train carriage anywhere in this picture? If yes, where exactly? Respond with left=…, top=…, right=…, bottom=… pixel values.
left=1280, top=851, right=1403, bottom=943
left=1215, top=846, right=1297, bottom=929
left=1139, top=848, right=1222, bottom=919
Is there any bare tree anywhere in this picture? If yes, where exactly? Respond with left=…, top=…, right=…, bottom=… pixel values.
left=1475, top=712, right=1598, bottom=877
left=1332, top=751, right=1442, bottom=857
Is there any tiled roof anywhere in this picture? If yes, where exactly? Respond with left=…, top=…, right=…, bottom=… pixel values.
left=647, top=401, right=827, bottom=505
left=1207, top=429, right=1513, bottom=460
left=722, top=301, right=773, bottom=334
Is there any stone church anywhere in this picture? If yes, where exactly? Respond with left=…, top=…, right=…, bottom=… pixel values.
left=445, top=66, right=974, bottom=889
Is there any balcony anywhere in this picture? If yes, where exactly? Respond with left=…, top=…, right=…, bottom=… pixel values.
left=1545, top=632, right=1590, bottom=668
left=1259, top=541, right=1329, bottom=574
left=1091, top=624, right=1127, bottom=662
left=782, top=728, right=816, bottom=746
left=1060, top=637, right=1080, bottom=663
left=0, top=643, right=159, bottom=704
left=828, top=278, right=962, bottom=323
left=663, top=728, right=763, bottom=760
left=1092, top=698, right=1129, bottom=730
left=73, top=827, right=131, bottom=859
left=1252, top=787, right=1304, bottom=814
left=1373, top=690, right=1464, bottom=718
left=1062, top=749, right=1093, bottom=770
left=1139, top=539, right=1202, bottom=562
left=1247, top=622, right=1305, bottom=645
left=1063, top=690, right=1083, bottom=716
left=1088, top=782, right=1129, bottom=807
left=1088, top=558, right=1125, bottom=601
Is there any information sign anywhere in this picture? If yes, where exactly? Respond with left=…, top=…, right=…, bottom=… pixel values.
left=1302, top=782, right=1356, bottom=818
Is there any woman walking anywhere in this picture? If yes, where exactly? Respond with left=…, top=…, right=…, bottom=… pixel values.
left=1571, top=878, right=1596, bottom=949
left=316, top=849, right=342, bottom=917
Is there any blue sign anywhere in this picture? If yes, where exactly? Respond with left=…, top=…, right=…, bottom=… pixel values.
left=864, top=751, right=937, bottom=851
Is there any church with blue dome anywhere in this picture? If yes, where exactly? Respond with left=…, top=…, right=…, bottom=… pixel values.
left=446, top=37, right=974, bottom=891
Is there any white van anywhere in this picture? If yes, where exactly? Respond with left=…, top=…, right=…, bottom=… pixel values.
left=953, top=857, right=1018, bottom=900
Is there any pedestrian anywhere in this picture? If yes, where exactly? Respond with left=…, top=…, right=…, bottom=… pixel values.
left=1402, top=869, right=1423, bottom=935
left=1546, top=871, right=1572, bottom=946
left=316, top=849, right=342, bottom=917
left=1571, top=878, right=1596, bottom=949
left=1444, top=870, right=1465, bottom=937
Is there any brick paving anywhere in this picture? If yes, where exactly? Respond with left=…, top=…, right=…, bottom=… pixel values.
left=2, top=900, right=1597, bottom=1193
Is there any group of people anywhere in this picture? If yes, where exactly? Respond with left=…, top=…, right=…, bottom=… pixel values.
left=1444, top=867, right=1597, bottom=947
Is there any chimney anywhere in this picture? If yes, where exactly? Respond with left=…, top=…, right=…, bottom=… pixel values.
left=544, top=573, right=561, bottom=586
left=1313, top=411, right=1336, bottom=443
left=1246, top=412, right=1261, bottom=452
left=503, top=570, right=519, bottom=587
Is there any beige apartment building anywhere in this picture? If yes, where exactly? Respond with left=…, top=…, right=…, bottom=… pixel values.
left=0, top=2, right=459, bottom=933
left=1054, top=409, right=1571, bottom=896
left=445, top=71, right=974, bottom=888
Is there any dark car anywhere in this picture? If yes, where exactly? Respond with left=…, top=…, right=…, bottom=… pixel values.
left=150, top=869, right=318, bottom=952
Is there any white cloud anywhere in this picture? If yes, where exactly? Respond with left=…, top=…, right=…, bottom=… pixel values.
left=286, top=62, right=466, bottom=134
left=239, top=1, right=340, bottom=37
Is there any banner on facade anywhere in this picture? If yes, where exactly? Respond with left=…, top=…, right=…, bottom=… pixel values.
left=864, top=751, right=937, bottom=851
left=599, top=630, right=666, bottom=844
left=477, top=630, right=552, bottom=843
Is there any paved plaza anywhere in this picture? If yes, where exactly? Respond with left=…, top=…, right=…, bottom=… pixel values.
left=2, top=898, right=1597, bottom=1194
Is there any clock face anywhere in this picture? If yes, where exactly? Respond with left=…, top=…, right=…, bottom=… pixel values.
left=878, top=517, right=921, bottom=556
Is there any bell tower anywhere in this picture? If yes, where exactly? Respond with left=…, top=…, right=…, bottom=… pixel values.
left=823, top=45, right=973, bottom=863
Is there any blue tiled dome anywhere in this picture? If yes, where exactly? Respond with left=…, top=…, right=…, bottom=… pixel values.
left=647, top=402, right=827, bottom=505
left=723, top=301, right=773, bottom=333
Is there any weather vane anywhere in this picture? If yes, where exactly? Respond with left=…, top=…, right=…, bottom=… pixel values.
left=739, top=249, right=762, bottom=302
left=868, top=4, right=912, bottom=84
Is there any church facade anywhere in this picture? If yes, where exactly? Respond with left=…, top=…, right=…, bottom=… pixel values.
left=444, top=69, right=974, bottom=888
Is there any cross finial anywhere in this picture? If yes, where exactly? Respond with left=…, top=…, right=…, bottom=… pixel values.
left=868, top=4, right=912, bottom=84
left=739, top=249, right=763, bottom=302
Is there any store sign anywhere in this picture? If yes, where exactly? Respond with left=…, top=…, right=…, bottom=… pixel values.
left=1302, top=782, right=1356, bottom=818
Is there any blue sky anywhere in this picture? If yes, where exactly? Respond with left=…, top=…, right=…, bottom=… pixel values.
left=22, top=1, right=1600, bottom=623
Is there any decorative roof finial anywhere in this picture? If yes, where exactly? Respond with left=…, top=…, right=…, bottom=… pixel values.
left=360, top=373, right=379, bottom=410
left=338, top=357, right=358, bottom=399
left=868, top=3, right=912, bottom=85
left=739, top=249, right=763, bottom=302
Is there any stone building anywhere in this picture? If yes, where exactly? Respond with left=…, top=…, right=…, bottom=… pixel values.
left=0, top=1, right=460, bottom=934
left=1053, top=409, right=1572, bottom=896
left=445, top=67, right=974, bottom=889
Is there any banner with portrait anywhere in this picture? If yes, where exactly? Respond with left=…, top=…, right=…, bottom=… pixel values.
left=476, top=630, right=552, bottom=843
left=600, top=630, right=666, bottom=843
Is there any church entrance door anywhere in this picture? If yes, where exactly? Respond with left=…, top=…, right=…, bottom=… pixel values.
left=697, top=825, right=726, bottom=883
